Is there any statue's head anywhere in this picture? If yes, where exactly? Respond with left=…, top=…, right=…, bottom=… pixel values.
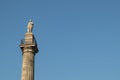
left=29, top=19, right=34, bottom=25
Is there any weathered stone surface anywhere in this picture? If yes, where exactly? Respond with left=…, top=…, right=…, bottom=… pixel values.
left=20, top=20, right=38, bottom=80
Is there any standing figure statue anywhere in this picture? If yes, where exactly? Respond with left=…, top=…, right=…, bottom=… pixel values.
left=27, top=19, right=34, bottom=33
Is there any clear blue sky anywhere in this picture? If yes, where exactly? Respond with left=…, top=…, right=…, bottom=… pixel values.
left=0, top=0, right=120, bottom=80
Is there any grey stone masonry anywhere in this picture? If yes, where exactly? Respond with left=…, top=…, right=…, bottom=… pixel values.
left=20, top=20, right=38, bottom=80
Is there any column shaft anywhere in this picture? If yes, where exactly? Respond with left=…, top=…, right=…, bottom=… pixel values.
left=21, top=51, right=34, bottom=80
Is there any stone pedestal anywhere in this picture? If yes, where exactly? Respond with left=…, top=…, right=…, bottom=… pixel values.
left=25, top=32, right=34, bottom=44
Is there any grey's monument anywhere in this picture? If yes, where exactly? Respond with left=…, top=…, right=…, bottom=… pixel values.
left=20, top=20, right=39, bottom=80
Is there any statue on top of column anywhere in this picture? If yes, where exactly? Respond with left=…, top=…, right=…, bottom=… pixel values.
left=27, top=19, right=34, bottom=33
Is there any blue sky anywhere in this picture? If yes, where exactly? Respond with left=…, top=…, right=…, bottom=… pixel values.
left=0, top=0, right=120, bottom=80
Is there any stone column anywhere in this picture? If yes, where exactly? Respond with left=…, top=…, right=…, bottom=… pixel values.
left=21, top=47, right=35, bottom=80
left=20, top=32, right=38, bottom=80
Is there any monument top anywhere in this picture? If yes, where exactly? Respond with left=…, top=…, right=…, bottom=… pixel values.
left=27, top=19, right=34, bottom=33
left=20, top=19, right=39, bottom=53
